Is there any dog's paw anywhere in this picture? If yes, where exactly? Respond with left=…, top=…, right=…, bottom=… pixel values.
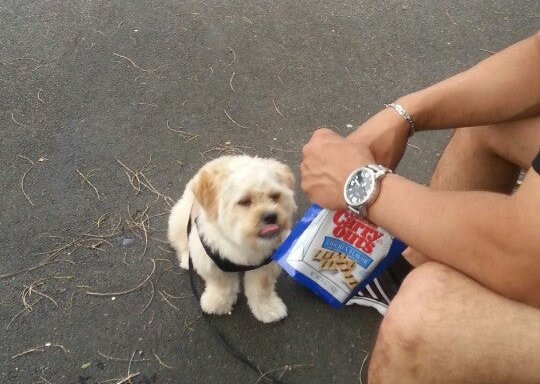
left=179, top=250, right=189, bottom=270
left=249, top=294, right=287, bottom=323
left=200, top=289, right=237, bottom=315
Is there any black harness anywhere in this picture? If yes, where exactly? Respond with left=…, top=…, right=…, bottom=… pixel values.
left=187, top=214, right=273, bottom=273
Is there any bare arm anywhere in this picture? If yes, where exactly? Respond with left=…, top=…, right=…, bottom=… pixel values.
left=402, top=31, right=540, bottom=130
left=347, top=32, right=540, bottom=168
left=369, top=168, right=540, bottom=307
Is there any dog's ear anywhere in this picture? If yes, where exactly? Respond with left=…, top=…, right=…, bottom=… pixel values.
left=191, top=166, right=225, bottom=221
left=273, top=162, right=295, bottom=189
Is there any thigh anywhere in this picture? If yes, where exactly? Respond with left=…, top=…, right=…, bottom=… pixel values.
left=369, top=262, right=540, bottom=384
left=482, top=115, right=540, bottom=169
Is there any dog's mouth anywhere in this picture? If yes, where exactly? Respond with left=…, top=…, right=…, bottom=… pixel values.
left=258, top=224, right=281, bottom=239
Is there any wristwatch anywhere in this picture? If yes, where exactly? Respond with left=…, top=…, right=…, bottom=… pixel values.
left=343, top=164, right=392, bottom=217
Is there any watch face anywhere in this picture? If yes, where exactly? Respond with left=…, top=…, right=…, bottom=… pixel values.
left=345, top=169, right=375, bottom=206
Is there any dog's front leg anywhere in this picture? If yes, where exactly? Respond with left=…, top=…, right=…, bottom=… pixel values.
left=244, top=263, right=287, bottom=323
left=200, top=270, right=240, bottom=315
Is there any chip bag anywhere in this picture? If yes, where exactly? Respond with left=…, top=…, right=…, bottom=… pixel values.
left=273, top=205, right=406, bottom=308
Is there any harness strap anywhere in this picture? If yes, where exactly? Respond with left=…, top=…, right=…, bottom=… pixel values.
left=187, top=213, right=274, bottom=273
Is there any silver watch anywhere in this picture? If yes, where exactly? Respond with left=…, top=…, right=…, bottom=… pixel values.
left=343, top=164, right=392, bottom=217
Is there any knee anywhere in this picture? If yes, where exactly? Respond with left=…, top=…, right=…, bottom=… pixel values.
left=368, top=262, right=455, bottom=382
left=451, top=125, right=492, bottom=151
left=452, top=124, right=509, bottom=157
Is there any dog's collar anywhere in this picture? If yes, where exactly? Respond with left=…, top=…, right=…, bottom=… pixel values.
left=187, top=214, right=274, bottom=273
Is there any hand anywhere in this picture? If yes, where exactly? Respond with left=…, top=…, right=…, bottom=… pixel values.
left=301, top=128, right=374, bottom=210
left=347, top=106, right=411, bottom=169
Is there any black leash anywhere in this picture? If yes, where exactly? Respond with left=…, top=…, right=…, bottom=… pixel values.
left=188, top=258, right=286, bottom=384
left=186, top=213, right=286, bottom=383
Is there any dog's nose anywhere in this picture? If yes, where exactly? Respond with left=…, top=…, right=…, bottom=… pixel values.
left=261, top=212, right=278, bottom=225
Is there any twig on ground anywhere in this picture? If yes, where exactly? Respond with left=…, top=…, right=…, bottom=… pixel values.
left=76, top=168, right=101, bottom=200
left=37, top=89, right=44, bottom=103
left=39, top=236, right=86, bottom=262
left=228, top=47, right=237, bottom=65
left=223, top=109, right=249, bottom=129
left=201, top=143, right=255, bottom=160
left=269, top=146, right=295, bottom=153
left=116, top=157, right=174, bottom=207
left=272, top=98, right=285, bottom=119
left=359, top=351, right=370, bottom=384
left=18, top=155, right=35, bottom=206
left=160, top=290, right=193, bottom=300
left=445, top=8, right=457, bottom=25
left=153, top=349, right=176, bottom=369
left=21, top=279, right=58, bottom=309
left=158, top=290, right=180, bottom=310
left=112, top=53, right=149, bottom=72
left=0, top=261, right=58, bottom=280
left=277, top=66, right=291, bottom=86
left=86, top=259, right=156, bottom=297
left=345, top=66, right=359, bottom=86
left=139, top=281, right=155, bottom=315
left=406, top=142, right=421, bottom=151
left=6, top=298, right=43, bottom=330
left=254, top=364, right=314, bottom=384
left=12, top=343, right=69, bottom=360
left=138, top=102, right=158, bottom=108
left=125, top=204, right=150, bottom=259
left=11, top=112, right=24, bottom=126
left=229, top=72, right=236, bottom=91
left=156, top=245, right=174, bottom=254
left=117, top=158, right=174, bottom=206
left=97, top=351, right=148, bottom=362
left=242, top=16, right=253, bottom=28
left=39, top=376, right=52, bottom=384
left=183, top=315, right=202, bottom=334
left=478, top=48, right=496, bottom=54
left=166, top=120, right=198, bottom=142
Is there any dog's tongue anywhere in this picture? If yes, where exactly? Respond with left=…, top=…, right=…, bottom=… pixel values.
left=260, top=224, right=280, bottom=236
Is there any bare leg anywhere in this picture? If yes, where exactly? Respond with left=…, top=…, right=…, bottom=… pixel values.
left=405, top=116, right=540, bottom=265
left=368, top=262, right=540, bottom=384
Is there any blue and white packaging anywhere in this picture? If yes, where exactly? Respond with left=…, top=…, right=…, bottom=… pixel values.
left=273, top=205, right=406, bottom=308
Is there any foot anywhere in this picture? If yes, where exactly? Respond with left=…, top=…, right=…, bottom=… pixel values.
left=200, top=287, right=237, bottom=315
left=248, top=294, right=287, bottom=323
left=179, top=249, right=189, bottom=270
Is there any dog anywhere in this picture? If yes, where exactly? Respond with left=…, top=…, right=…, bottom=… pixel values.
left=167, top=155, right=297, bottom=323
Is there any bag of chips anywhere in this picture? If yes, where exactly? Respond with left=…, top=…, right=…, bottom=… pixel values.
left=273, top=205, right=406, bottom=308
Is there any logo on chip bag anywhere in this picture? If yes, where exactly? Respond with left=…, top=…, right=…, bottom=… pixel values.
left=332, top=211, right=383, bottom=254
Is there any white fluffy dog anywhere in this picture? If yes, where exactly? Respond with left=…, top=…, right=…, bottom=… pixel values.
left=168, top=155, right=297, bottom=323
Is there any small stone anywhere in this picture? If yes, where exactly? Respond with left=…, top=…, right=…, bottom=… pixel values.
left=111, top=297, right=116, bottom=301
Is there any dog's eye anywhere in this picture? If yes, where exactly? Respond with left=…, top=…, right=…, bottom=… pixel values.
left=238, top=197, right=252, bottom=206
left=270, top=193, right=281, bottom=202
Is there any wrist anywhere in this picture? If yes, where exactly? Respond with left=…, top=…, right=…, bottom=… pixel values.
left=395, top=91, right=432, bottom=132
left=347, top=107, right=410, bottom=145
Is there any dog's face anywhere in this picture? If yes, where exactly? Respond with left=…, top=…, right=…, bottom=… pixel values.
left=192, top=156, right=297, bottom=250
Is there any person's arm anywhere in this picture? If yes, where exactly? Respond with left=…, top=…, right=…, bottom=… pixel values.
left=369, top=168, right=540, bottom=308
left=348, top=32, right=540, bottom=168
left=301, top=129, right=540, bottom=307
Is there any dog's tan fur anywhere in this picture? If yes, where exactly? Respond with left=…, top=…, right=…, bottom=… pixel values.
left=168, top=155, right=296, bottom=322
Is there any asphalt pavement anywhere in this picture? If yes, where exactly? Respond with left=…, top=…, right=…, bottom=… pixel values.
left=1, top=1, right=538, bottom=383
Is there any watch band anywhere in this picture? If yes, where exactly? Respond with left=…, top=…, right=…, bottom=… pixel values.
left=345, top=164, right=392, bottom=217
